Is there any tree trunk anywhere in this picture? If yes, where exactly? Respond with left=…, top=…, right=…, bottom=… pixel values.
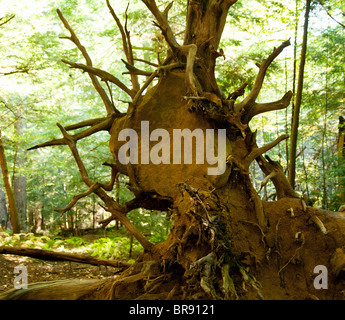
left=5, top=0, right=345, bottom=300
left=0, top=130, right=20, bottom=233
left=13, top=114, right=28, bottom=230
left=0, top=182, right=7, bottom=228
left=288, top=0, right=311, bottom=189
left=337, top=116, right=345, bottom=202
left=338, top=116, right=345, bottom=160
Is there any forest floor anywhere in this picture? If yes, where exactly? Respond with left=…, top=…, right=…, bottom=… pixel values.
left=0, top=254, right=118, bottom=293
left=0, top=229, right=135, bottom=294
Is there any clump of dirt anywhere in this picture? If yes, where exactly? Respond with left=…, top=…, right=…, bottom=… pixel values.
left=229, top=197, right=345, bottom=300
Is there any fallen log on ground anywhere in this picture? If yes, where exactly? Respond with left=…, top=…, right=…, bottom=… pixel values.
left=0, top=246, right=132, bottom=269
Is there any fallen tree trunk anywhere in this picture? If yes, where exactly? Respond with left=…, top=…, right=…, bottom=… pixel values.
left=0, top=246, right=132, bottom=269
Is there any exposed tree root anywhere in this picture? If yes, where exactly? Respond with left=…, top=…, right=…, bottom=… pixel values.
left=2, top=196, right=345, bottom=300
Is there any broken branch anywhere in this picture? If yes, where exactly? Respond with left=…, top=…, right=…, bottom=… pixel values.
left=228, top=83, right=248, bottom=101
left=243, top=91, right=293, bottom=123
left=234, top=40, right=291, bottom=117
left=258, top=171, right=277, bottom=194
left=256, top=155, right=299, bottom=199
left=247, top=134, right=289, bottom=165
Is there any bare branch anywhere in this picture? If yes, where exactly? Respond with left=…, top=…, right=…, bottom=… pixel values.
left=57, top=9, right=116, bottom=115
left=257, top=171, right=277, bottom=194
left=228, top=83, right=248, bottom=101
left=317, top=0, right=345, bottom=29
left=228, top=134, right=290, bottom=176
left=243, top=91, right=293, bottom=123
left=106, top=0, right=140, bottom=92
left=96, top=201, right=154, bottom=250
left=0, top=66, right=30, bottom=76
left=163, top=1, right=174, bottom=19
left=0, top=14, right=15, bottom=27
left=127, top=70, right=158, bottom=118
left=99, top=192, right=172, bottom=227
left=247, top=134, right=289, bottom=164
left=100, top=162, right=118, bottom=191
left=56, top=122, right=92, bottom=186
left=64, top=117, right=109, bottom=131
left=62, top=59, right=135, bottom=99
left=121, top=59, right=154, bottom=77
left=52, top=123, right=154, bottom=250
left=133, top=58, right=159, bottom=67
left=55, top=163, right=118, bottom=214
left=55, top=182, right=101, bottom=214
left=253, top=91, right=293, bottom=114
left=234, top=40, right=291, bottom=115
left=28, top=114, right=118, bottom=151
left=142, top=0, right=180, bottom=54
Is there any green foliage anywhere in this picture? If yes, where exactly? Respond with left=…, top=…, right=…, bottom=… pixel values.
left=89, top=236, right=141, bottom=261
left=0, top=232, right=51, bottom=248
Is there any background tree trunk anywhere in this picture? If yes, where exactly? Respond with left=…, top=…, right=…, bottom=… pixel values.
left=13, top=113, right=27, bottom=230
left=289, top=0, right=311, bottom=189
left=0, top=130, right=20, bottom=233
left=337, top=116, right=345, bottom=202
left=0, top=176, right=7, bottom=228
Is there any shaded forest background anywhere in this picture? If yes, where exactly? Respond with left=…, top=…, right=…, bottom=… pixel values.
left=0, top=0, right=344, bottom=247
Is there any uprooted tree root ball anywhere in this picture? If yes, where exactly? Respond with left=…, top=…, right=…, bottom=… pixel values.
left=2, top=0, right=345, bottom=300
left=3, top=195, right=345, bottom=300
